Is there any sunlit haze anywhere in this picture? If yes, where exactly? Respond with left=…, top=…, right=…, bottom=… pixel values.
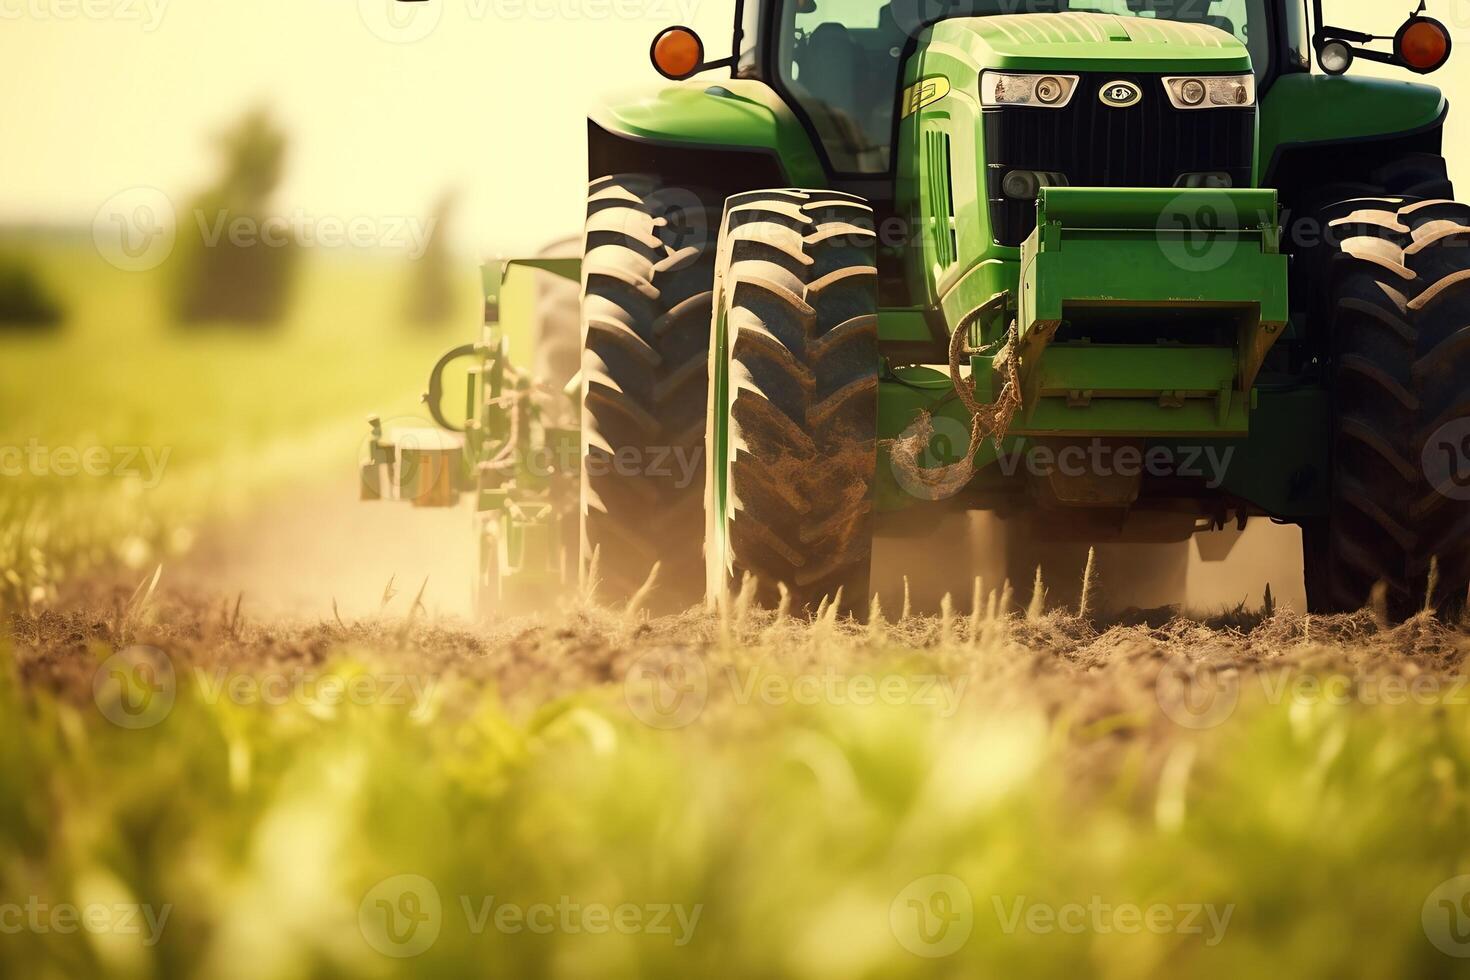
left=3, top=0, right=1464, bottom=255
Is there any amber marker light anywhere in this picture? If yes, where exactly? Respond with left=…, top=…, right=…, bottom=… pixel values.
left=651, top=26, right=705, bottom=81
left=1395, top=17, right=1451, bottom=74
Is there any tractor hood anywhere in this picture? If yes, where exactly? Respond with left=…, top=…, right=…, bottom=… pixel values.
left=934, top=12, right=1253, bottom=74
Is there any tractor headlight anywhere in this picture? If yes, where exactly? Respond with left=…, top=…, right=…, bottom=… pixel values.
left=981, top=72, right=1080, bottom=108
left=1162, top=74, right=1255, bottom=109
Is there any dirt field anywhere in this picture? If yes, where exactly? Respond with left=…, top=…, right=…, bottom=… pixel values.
left=6, top=249, right=1470, bottom=978
left=5, top=489, right=1470, bottom=978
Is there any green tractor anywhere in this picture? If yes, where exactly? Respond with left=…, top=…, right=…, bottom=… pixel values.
left=371, top=0, right=1470, bottom=621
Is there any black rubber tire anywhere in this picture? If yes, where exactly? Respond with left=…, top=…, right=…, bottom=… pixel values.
left=706, top=189, right=879, bottom=616
left=1303, top=195, right=1470, bottom=620
left=1293, top=154, right=1454, bottom=313
left=1292, top=154, right=1451, bottom=242
left=580, top=175, right=717, bottom=610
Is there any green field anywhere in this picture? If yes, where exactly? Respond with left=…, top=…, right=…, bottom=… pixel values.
left=2, top=243, right=1470, bottom=979
left=0, top=242, right=470, bottom=608
left=5, top=603, right=1470, bottom=978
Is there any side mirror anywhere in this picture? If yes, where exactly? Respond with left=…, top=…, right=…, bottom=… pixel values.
left=650, top=26, right=706, bottom=80
left=1315, top=5, right=1452, bottom=76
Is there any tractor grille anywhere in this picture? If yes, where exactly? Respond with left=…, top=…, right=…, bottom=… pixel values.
left=984, top=73, right=1255, bottom=247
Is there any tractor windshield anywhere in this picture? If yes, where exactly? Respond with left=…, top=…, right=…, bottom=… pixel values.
left=775, top=0, right=1273, bottom=173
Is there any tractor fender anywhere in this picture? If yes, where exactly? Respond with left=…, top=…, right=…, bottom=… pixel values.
left=589, top=80, right=827, bottom=190
left=1259, top=73, right=1447, bottom=184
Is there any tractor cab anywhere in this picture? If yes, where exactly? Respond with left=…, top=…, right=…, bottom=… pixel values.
left=755, top=0, right=1291, bottom=178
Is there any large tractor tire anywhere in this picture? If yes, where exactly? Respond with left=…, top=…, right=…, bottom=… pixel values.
left=1303, top=195, right=1470, bottom=620
left=705, top=189, right=879, bottom=616
left=580, top=175, right=718, bottom=609
left=1294, top=153, right=1454, bottom=227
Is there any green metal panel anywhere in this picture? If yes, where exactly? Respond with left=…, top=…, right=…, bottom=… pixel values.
left=590, top=80, right=827, bottom=189
left=1257, top=73, right=1446, bottom=180
left=938, top=259, right=1022, bottom=343
left=1020, top=188, right=1287, bottom=328
left=1013, top=187, right=1287, bottom=437
left=952, top=11, right=1253, bottom=74
left=1213, top=386, right=1331, bottom=519
left=876, top=309, right=934, bottom=343
left=1018, top=397, right=1251, bottom=438
left=873, top=374, right=1328, bottom=518
left=897, top=13, right=1257, bottom=328
left=1032, top=346, right=1236, bottom=399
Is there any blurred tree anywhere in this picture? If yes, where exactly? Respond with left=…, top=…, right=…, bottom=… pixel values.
left=405, top=189, right=459, bottom=328
left=0, top=251, right=63, bottom=329
left=169, top=108, right=298, bottom=326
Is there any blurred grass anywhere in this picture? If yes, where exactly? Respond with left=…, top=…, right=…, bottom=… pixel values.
left=4, top=237, right=1470, bottom=980
left=0, top=238, right=481, bottom=606
left=2, top=604, right=1469, bottom=979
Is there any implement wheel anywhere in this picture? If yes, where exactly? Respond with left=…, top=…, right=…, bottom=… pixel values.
left=705, top=189, right=879, bottom=616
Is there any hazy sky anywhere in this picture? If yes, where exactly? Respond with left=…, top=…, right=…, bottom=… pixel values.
left=1, top=0, right=1464, bottom=253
